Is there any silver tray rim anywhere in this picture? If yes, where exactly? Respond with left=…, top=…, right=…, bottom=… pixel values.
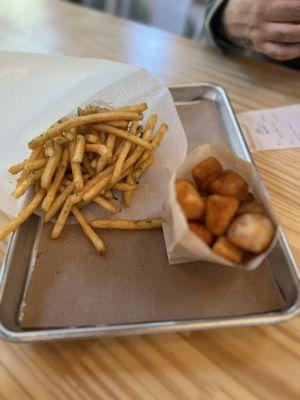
left=1, top=82, right=300, bottom=342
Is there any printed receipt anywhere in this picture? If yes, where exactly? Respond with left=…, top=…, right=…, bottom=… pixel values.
left=237, top=104, right=300, bottom=152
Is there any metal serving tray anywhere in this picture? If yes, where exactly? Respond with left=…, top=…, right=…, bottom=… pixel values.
left=1, top=83, right=300, bottom=342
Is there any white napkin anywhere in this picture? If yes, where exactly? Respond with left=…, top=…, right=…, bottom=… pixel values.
left=0, top=51, right=187, bottom=219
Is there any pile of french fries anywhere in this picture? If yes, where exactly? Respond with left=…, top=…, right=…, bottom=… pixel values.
left=0, top=103, right=168, bottom=253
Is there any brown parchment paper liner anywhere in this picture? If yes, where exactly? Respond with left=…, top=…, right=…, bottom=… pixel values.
left=162, top=144, right=279, bottom=270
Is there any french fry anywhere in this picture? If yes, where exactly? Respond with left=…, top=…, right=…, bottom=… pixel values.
left=76, top=199, right=91, bottom=209
left=143, top=114, right=158, bottom=137
left=8, top=160, right=27, bottom=175
left=78, top=105, right=98, bottom=116
left=95, top=156, right=104, bottom=172
left=11, top=169, right=43, bottom=199
left=105, top=132, right=117, bottom=154
left=151, top=123, right=169, bottom=148
left=72, top=207, right=106, bottom=253
left=113, top=136, right=122, bottom=151
left=96, top=134, right=116, bottom=173
left=69, top=141, right=84, bottom=193
left=44, top=183, right=74, bottom=223
left=99, top=131, right=106, bottom=144
left=34, top=180, right=40, bottom=192
left=95, top=131, right=103, bottom=144
left=41, top=148, right=69, bottom=211
left=114, top=114, right=157, bottom=177
left=26, top=158, right=48, bottom=171
left=41, top=143, right=63, bottom=189
left=133, top=155, right=154, bottom=180
left=73, top=134, right=86, bottom=163
left=83, top=155, right=95, bottom=177
left=0, top=189, right=45, bottom=241
left=94, top=196, right=117, bottom=214
left=93, top=124, right=153, bottom=150
left=44, top=141, right=54, bottom=157
left=79, top=103, right=147, bottom=114
left=107, top=121, right=129, bottom=130
left=82, top=174, right=112, bottom=202
left=28, top=111, right=143, bottom=149
left=111, top=139, right=125, bottom=164
left=87, top=119, right=156, bottom=200
left=111, top=121, right=137, bottom=184
left=77, top=106, right=133, bottom=129
left=114, top=183, right=139, bottom=191
left=17, top=147, right=42, bottom=187
left=124, top=170, right=134, bottom=207
left=71, top=163, right=84, bottom=192
left=90, top=218, right=162, bottom=230
left=53, top=135, right=71, bottom=145
left=85, top=144, right=112, bottom=159
left=63, top=130, right=75, bottom=141
left=108, top=155, right=147, bottom=191
left=76, top=126, right=89, bottom=136
left=139, top=123, right=169, bottom=164
left=86, top=133, right=100, bottom=144
left=127, top=124, right=168, bottom=184
left=51, top=193, right=81, bottom=239
left=114, top=103, right=148, bottom=113
left=78, top=105, right=109, bottom=115
left=82, top=164, right=115, bottom=195
left=78, top=104, right=142, bottom=122
left=113, top=114, right=158, bottom=185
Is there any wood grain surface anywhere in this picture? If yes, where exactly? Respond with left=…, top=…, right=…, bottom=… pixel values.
left=1, top=0, right=300, bottom=399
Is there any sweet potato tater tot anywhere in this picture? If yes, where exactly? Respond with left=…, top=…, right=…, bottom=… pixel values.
left=227, top=213, right=275, bottom=254
left=212, top=236, right=245, bottom=263
left=209, top=170, right=248, bottom=201
left=189, top=223, right=214, bottom=246
left=205, top=195, right=239, bottom=236
left=176, top=179, right=205, bottom=221
left=192, top=157, right=223, bottom=191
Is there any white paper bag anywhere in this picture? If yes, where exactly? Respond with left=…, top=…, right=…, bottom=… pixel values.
left=162, top=144, right=279, bottom=270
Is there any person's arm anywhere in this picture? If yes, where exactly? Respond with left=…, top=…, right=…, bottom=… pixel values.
left=205, top=0, right=300, bottom=62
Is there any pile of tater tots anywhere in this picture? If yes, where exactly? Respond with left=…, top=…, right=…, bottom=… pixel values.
left=176, top=157, right=275, bottom=264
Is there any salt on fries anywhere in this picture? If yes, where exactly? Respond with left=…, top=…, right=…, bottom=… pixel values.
left=0, top=189, right=45, bottom=241
left=1, top=103, right=168, bottom=254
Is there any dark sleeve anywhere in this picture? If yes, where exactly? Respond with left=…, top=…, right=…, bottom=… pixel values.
left=204, top=0, right=229, bottom=49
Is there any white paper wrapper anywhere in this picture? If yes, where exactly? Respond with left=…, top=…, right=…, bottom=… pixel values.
left=0, top=51, right=187, bottom=220
left=162, top=144, right=279, bottom=270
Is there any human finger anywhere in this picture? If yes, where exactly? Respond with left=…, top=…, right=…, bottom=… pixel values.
left=262, top=41, right=300, bottom=60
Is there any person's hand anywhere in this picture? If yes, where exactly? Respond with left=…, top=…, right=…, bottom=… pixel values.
left=221, top=0, right=300, bottom=61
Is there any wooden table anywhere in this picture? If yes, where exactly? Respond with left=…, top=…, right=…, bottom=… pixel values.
left=1, top=1, right=300, bottom=399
